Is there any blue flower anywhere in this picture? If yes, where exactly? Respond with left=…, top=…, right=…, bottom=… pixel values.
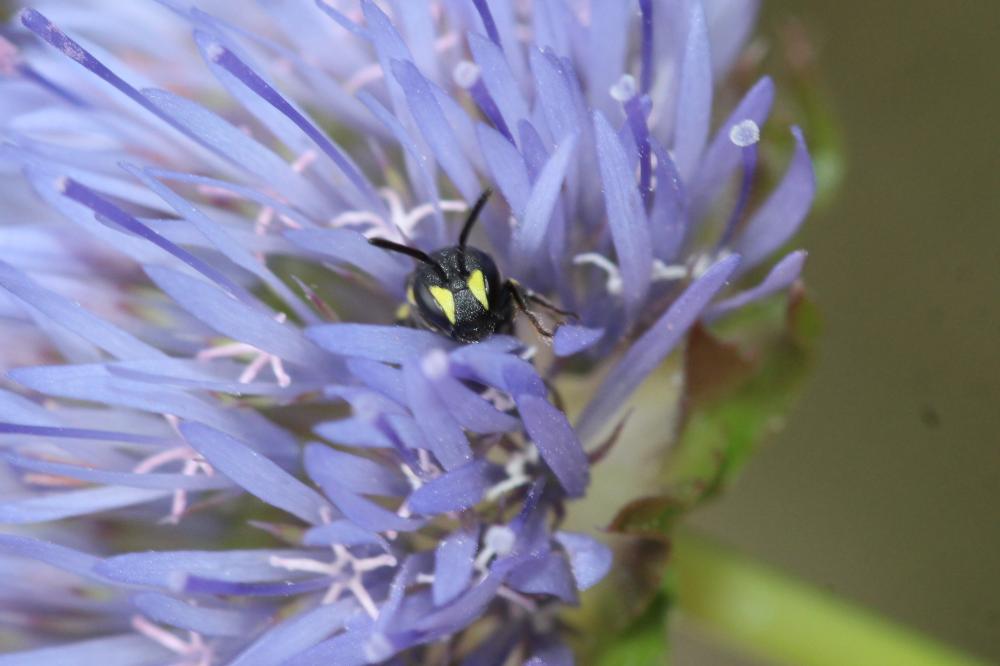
left=0, top=1, right=814, bottom=662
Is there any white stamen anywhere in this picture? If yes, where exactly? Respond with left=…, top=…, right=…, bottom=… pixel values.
left=204, top=42, right=225, bottom=63
left=453, top=60, right=481, bottom=89
left=610, top=74, right=638, bottom=102
left=729, top=119, right=760, bottom=148
left=574, top=253, right=623, bottom=295
left=651, top=259, right=688, bottom=282
left=484, top=525, right=516, bottom=557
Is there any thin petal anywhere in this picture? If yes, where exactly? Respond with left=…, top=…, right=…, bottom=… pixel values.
left=0, top=486, right=169, bottom=524
left=476, top=122, right=531, bottom=219
left=391, top=59, right=480, bottom=201
left=307, top=324, right=451, bottom=364
left=705, top=250, right=807, bottom=321
left=133, top=592, right=261, bottom=637
left=0, top=260, right=162, bottom=361
left=0, top=635, right=170, bottom=666
left=576, top=254, right=741, bottom=442
left=733, top=127, right=815, bottom=270
left=673, top=0, right=713, bottom=181
left=404, top=358, right=473, bottom=470
left=144, top=265, right=327, bottom=368
left=4, top=454, right=232, bottom=491
left=320, top=482, right=424, bottom=533
left=97, top=549, right=316, bottom=589
left=552, top=325, right=604, bottom=356
left=0, top=533, right=103, bottom=581
left=508, top=553, right=577, bottom=602
left=516, top=394, right=589, bottom=497
left=693, top=76, right=775, bottom=209
left=594, top=111, right=652, bottom=321
left=555, top=531, right=613, bottom=590
left=231, top=599, right=358, bottom=666
left=433, top=526, right=478, bottom=606
left=468, top=32, right=530, bottom=136
left=181, top=422, right=332, bottom=525
left=408, top=460, right=501, bottom=515
left=303, top=443, right=409, bottom=497
left=511, top=131, right=578, bottom=274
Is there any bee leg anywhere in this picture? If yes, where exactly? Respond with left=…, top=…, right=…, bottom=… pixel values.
left=523, top=290, right=578, bottom=319
left=505, top=280, right=554, bottom=339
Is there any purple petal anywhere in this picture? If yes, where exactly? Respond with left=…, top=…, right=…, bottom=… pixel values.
left=732, top=128, right=816, bottom=270
left=404, top=357, right=473, bottom=470
left=320, top=482, right=424, bottom=533
left=59, top=178, right=258, bottom=307
left=555, top=531, right=613, bottom=590
left=230, top=600, right=358, bottom=666
left=594, top=111, right=652, bottom=321
left=428, top=373, right=520, bottom=434
left=204, top=40, right=380, bottom=209
left=133, top=592, right=260, bottom=637
left=511, top=131, right=578, bottom=274
left=123, top=164, right=317, bottom=324
left=6, top=367, right=298, bottom=459
left=307, top=324, right=451, bottom=364
left=139, top=89, right=323, bottom=208
left=576, top=254, right=742, bottom=442
left=181, top=422, right=333, bottom=525
left=346, top=359, right=408, bottom=405
left=285, top=228, right=409, bottom=294
left=145, top=265, right=326, bottom=368
left=468, top=32, right=530, bottom=137
left=508, top=553, right=577, bottom=603
left=314, top=417, right=394, bottom=449
left=0, top=534, right=102, bottom=581
left=96, top=549, right=315, bottom=589
left=283, top=627, right=369, bottom=666
left=0, top=486, right=169, bottom=524
left=0, top=635, right=170, bottom=666
left=705, top=250, right=807, bottom=321
left=586, top=0, right=631, bottom=116
left=673, top=0, right=713, bottom=181
left=391, top=59, right=480, bottom=201
left=552, top=325, right=604, bottom=356
left=530, top=47, right=585, bottom=145
left=476, top=122, right=531, bottom=219
left=516, top=394, right=589, bottom=497
left=650, top=138, right=688, bottom=262
left=450, top=346, right=545, bottom=398
left=0, top=260, right=162, bottom=361
left=303, top=443, right=409, bottom=497
left=4, top=454, right=232, bottom=491
left=408, top=460, right=501, bottom=515
left=302, top=520, right=388, bottom=549
left=693, top=76, right=775, bottom=209
left=433, top=526, right=479, bottom=606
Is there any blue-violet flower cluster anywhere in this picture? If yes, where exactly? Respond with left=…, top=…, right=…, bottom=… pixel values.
left=0, top=0, right=814, bottom=663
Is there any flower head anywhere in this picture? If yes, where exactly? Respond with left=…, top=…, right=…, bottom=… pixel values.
left=0, top=0, right=814, bottom=662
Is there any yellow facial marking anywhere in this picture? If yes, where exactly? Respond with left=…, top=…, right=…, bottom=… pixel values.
left=429, top=286, right=456, bottom=324
left=467, top=270, right=489, bottom=310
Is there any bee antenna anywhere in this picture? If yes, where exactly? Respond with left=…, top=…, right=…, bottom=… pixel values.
left=458, top=188, right=493, bottom=250
left=369, top=238, right=447, bottom=280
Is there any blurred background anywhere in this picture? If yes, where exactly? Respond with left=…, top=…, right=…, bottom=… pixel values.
left=677, top=0, right=999, bottom=662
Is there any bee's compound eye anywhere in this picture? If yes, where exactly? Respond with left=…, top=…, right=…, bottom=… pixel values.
left=466, top=269, right=489, bottom=310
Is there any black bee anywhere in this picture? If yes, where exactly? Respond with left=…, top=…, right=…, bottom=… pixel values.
left=369, top=190, right=571, bottom=343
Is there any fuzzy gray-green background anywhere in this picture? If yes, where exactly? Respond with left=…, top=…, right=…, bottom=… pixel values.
left=677, top=1, right=1000, bottom=662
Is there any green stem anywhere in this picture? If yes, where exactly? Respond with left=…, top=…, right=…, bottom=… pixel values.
left=672, top=531, right=988, bottom=666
